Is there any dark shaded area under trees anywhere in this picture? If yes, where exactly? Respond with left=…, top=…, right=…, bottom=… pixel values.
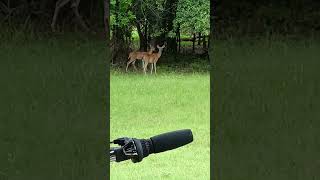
left=214, top=0, right=320, bottom=38
left=0, top=0, right=106, bottom=34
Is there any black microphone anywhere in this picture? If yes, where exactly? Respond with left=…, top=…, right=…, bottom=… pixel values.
left=110, top=129, right=193, bottom=163
left=133, top=129, right=193, bottom=162
left=150, top=129, right=193, bottom=153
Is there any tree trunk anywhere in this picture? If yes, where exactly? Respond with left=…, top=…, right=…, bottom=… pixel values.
left=175, top=23, right=181, bottom=53
left=144, top=19, right=148, bottom=50
left=203, top=35, right=207, bottom=49
left=136, top=21, right=147, bottom=51
left=178, top=34, right=181, bottom=53
left=103, top=0, right=109, bottom=36
left=192, top=33, right=196, bottom=53
left=198, top=32, right=201, bottom=45
left=104, top=0, right=109, bottom=40
left=177, top=24, right=181, bottom=53
left=71, top=0, right=90, bottom=32
left=167, top=37, right=177, bottom=54
left=160, top=0, right=178, bottom=54
left=147, top=22, right=151, bottom=47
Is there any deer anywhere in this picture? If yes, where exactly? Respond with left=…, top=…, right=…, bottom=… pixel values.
left=142, top=44, right=166, bottom=75
left=126, top=45, right=155, bottom=72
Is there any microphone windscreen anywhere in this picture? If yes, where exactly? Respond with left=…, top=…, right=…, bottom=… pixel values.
left=150, top=129, right=193, bottom=153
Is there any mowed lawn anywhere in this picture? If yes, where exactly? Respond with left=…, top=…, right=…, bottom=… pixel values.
left=110, top=71, right=210, bottom=180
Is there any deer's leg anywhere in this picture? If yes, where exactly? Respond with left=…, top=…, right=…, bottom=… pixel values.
left=71, top=0, right=90, bottom=32
left=143, top=62, right=148, bottom=75
left=51, top=0, right=71, bottom=32
left=126, top=58, right=136, bottom=72
left=154, top=63, right=157, bottom=74
left=126, top=59, right=132, bottom=72
left=132, top=60, right=138, bottom=71
left=141, top=60, right=145, bottom=70
left=150, top=63, right=153, bottom=74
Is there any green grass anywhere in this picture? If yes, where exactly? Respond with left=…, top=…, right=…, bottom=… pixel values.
left=0, top=37, right=107, bottom=180
left=110, top=71, right=210, bottom=180
left=212, top=38, right=320, bottom=179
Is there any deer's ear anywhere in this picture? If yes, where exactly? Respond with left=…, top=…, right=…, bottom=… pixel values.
left=157, top=45, right=160, bottom=48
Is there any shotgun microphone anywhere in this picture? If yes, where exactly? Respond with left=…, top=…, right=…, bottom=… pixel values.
left=150, top=129, right=193, bottom=153
left=110, top=129, right=193, bottom=163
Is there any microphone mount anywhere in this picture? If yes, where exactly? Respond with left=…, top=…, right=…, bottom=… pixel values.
left=110, top=137, right=152, bottom=163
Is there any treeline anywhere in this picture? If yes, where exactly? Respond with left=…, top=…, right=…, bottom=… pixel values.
left=110, top=0, right=181, bottom=64
left=110, top=0, right=210, bottom=64
left=1, top=0, right=319, bottom=36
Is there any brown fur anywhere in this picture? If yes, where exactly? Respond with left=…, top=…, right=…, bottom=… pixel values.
left=126, top=47, right=155, bottom=72
left=142, top=44, right=165, bottom=75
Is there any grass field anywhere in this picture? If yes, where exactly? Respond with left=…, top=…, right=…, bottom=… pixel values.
left=0, top=37, right=107, bottom=180
left=110, top=70, right=210, bottom=179
left=212, top=37, right=320, bottom=179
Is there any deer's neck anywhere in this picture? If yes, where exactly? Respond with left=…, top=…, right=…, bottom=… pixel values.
left=157, top=49, right=163, bottom=58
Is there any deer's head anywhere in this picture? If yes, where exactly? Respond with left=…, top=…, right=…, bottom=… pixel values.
left=149, top=44, right=156, bottom=51
left=157, top=43, right=166, bottom=50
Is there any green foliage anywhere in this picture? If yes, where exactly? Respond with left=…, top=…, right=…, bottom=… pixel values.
left=110, top=0, right=210, bottom=40
left=132, top=0, right=167, bottom=36
left=174, top=0, right=210, bottom=35
left=110, top=0, right=135, bottom=28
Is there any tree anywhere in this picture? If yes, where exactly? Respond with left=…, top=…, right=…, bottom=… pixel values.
left=174, top=0, right=210, bottom=38
left=110, top=0, right=135, bottom=63
left=104, top=0, right=110, bottom=39
left=174, top=0, right=209, bottom=53
left=160, top=0, right=178, bottom=53
left=131, top=0, right=167, bottom=51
